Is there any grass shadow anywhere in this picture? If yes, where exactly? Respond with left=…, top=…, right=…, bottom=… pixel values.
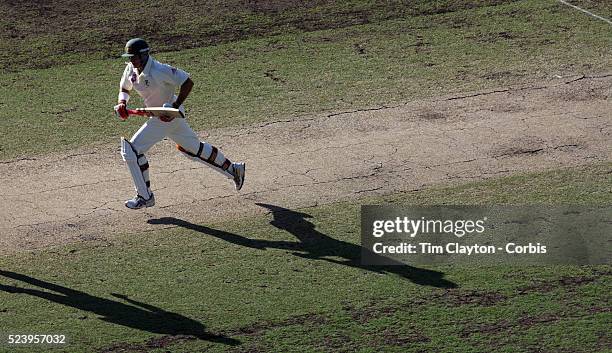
left=0, top=270, right=239, bottom=345
left=148, top=203, right=457, bottom=288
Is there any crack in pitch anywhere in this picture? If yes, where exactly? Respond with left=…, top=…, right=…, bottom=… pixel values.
left=0, top=157, right=37, bottom=165
left=6, top=165, right=216, bottom=197
left=443, top=75, right=610, bottom=102
left=217, top=117, right=318, bottom=139
left=494, top=143, right=581, bottom=158
left=353, top=186, right=384, bottom=194
left=8, top=200, right=123, bottom=230
left=5, top=178, right=127, bottom=197
left=446, top=86, right=548, bottom=101
left=327, top=105, right=393, bottom=118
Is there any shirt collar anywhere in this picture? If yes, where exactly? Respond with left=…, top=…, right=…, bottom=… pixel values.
left=140, top=56, right=153, bottom=76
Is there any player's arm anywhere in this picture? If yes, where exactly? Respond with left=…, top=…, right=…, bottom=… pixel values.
left=114, top=88, right=131, bottom=120
left=118, top=88, right=131, bottom=103
left=172, top=77, right=193, bottom=108
left=115, top=65, right=134, bottom=120
left=160, top=65, right=191, bottom=121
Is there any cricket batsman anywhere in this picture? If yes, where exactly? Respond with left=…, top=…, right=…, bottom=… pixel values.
left=114, top=38, right=246, bottom=209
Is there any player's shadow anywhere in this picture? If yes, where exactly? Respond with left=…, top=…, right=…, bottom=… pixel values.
left=0, top=270, right=239, bottom=345
left=148, top=203, right=456, bottom=288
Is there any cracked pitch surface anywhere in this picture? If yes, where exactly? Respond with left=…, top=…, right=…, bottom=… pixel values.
left=0, top=74, right=610, bottom=254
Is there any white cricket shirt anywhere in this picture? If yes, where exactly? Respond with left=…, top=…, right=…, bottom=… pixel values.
left=120, top=56, right=190, bottom=113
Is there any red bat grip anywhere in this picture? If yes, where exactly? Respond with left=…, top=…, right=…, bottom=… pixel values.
left=126, top=109, right=150, bottom=116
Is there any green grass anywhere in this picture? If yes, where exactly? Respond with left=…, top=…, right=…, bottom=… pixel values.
left=0, top=163, right=610, bottom=352
left=565, top=0, right=612, bottom=18
left=0, top=0, right=521, bottom=72
left=382, top=163, right=612, bottom=205
left=1, top=0, right=611, bottom=160
left=1, top=0, right=610, bottom=351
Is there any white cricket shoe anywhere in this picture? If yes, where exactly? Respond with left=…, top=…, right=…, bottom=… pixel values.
left=125, top=194, right=155, bottom=209
left=233, top=162, right=245, bottom=191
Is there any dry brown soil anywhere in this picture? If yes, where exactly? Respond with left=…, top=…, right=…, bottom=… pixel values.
left=0, top=74, right=610, bottom=254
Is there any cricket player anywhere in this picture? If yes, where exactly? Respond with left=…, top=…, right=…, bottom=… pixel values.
left=114, top=38, right=245, bottom=209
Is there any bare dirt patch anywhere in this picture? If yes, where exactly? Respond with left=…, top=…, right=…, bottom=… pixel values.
left=439, top=289, right=508, bottom=306
left=459, top=312, right=600, bottom=339
left=0, top=74, right=610, bottom=254
left=376, top=328, right=431, bottom=346
left=99, top=335, right=196, bottom=353
left=517, top=275, right=600, bottom=294
left=229, top=313, right=329, bottom=338
left=343, top=302, right=405, bottom=325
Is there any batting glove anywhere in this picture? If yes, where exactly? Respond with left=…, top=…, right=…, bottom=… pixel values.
left=114, top=102, right=129, bottom=120
left=159, top=102, right=175, bottom=122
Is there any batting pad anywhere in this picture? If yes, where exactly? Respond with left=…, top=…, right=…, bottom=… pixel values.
left=177, top=143, right=234, bottom=179
left=120, top=138, right=152, bottom=199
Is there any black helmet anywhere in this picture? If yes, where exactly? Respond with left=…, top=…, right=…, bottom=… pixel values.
left=121, top=38, right=150, bottom=57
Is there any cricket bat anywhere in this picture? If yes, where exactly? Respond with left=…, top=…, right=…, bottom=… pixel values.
left=127, top=107, right=183, bottom=118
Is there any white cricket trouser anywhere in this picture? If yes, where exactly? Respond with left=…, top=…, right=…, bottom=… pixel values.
left=131, top=116, right=201, bottom=154
left=129, top=116, right=235, bottom=179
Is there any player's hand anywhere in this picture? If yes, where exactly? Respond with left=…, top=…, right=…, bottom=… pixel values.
left=114, top=102, right=129, bottom=120
left=159, top=102, right=175, bottom=122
